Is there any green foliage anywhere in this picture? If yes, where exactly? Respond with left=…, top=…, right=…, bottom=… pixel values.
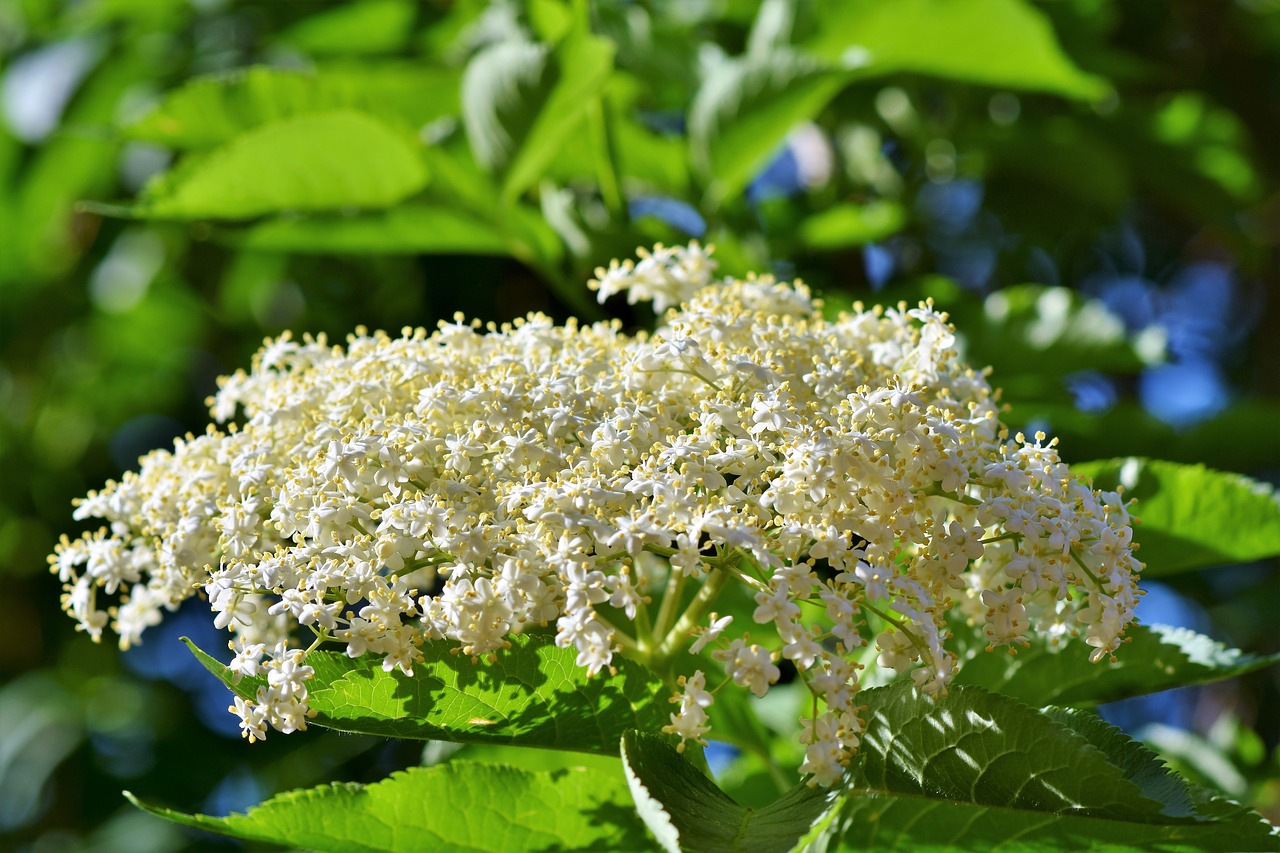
left=622, top=730, right=841, bottom=853
left=953, top=622, right=1280, bottom=707
left=126, top=761, right=651, bottom=852
left=1073, top=458, right=1280, bottom=575
left=807, top=0, right=1109, bottom=100
left=620, top=684, right=1280, bottom=852
left=123, top=111, right=428, bottom=220
left=5, top=0, right=1279, bottom=849
left=185, top=634, right=670, bottom=755
left=124, top=65, right=461, bottom=149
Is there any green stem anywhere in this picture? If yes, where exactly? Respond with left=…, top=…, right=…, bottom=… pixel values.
left=655, top=568, right=732, bottom=664
left=652, top=570, right=687, bottom=641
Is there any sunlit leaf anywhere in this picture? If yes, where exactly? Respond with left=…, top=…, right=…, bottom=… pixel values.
left=124, top=65, right=460, bottom=149
left=1073, top=458, right=1280, bottom=574
left=127, top=761, right=650, bottom=852
left=125, top=111, right=427, bottom=220
left=185, top=633, right=669, bottom=755
left=952, top=622, right=1280, bottom=706
left=808, top=0, right=1108, bottom=100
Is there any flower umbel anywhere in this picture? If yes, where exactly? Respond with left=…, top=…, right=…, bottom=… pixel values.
left=51, top=243, right=1141, bottom=786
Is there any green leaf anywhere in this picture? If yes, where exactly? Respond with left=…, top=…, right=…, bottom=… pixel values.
left=808, top=0, right=1108, bottom=101
left=824, top=682, right=1279, bottom=852
left=274, top=0, right=415, bottom=57
left=1073, top=457, right=1280, bottom=575
left=127, top=761, right=651, bottom=852
left=620, top=730, right=842, bottom=853
left=688, top=50, right=848, bottom=209
left=951, top=622, right=1280, bottom=707
left=124, top=65, right=460, bottom=149
left=130, top=111, right=427, bottom=221
left=796, top=201, right=905, bottom=249
left=184, top=633, right=669, bottom=755
left=234, top=204, right=514, bottom=255
left=856, top=682, right=1190, bottom=822
left=461, top=28, right=615, bottom=202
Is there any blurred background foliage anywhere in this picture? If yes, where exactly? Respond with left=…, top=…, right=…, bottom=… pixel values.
left=2, top=0, right=1279, bottom=849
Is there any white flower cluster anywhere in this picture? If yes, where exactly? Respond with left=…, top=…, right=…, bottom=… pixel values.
left=52, top=243, right=1140, bottom=783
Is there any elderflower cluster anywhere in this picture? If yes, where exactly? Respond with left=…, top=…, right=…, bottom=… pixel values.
left=51, top=243, right=1141, bottom=785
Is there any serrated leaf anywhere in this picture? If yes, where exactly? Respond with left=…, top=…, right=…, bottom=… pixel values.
left=821, top=682, right=1279, bottom=852
left=184, top=633, right=669, bottom=755
left=1074, top=457, right=1280, bottom=574
left=131, top=111, right=427, bottom=220
left=807, top=0, right=1108, bottom=101
left=952, top=621, right=1280, bottom=706
left=856, top=682, right=1187, bottom=821
left=124, top=64, right=460, bottom=149
left=689, top=50, right=849, bottom=210
left=620, top=730, right=842, bottom=853
left=461, top=27, right=615, bottom=202
left=127, top=761, right=651, bottom=852
left=828, top=793, right=1279, bottom=852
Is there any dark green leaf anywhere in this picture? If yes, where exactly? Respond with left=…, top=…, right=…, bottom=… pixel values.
left=820, top=682, right=1279, bottom=852
left=130, top=111, right=427, bottom=220
left=124, top=65, right=460, bottom=149
left=127, top=761, right=651, bottom=852
left=1073, top=458, right=1280, bottom=574
left=952, top=622, right=1280, bottom=707
left=1005, top=401, right=1280, bottom=473
left=807, top=0, right=1108, bottom=100
left=689, top=50, right=848, bottom=209
left=185, top=633, right=669, bottom=755
left=620, top=730, right=842, bottom=853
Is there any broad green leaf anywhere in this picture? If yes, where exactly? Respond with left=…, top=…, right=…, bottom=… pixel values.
left=620, top=730, right=842, bottom=853
left=234, top=204, right=514, bottom=256
left=952, top=622, right=1280, bottom=706
left=1073, top=457, right=1280, bottom=575
left=797, top=201, right=905, bottom=249
left=856, top=682, right=1190, bottom=822
left=124, top=65, right=460, bottom=149
left=829, top=790, right=1279, bottom=852
left=808, top=0, right=1108, bottom=101
left=688, top=50, right=848, bottom=209
left=127, top=761, right=651, bottom=852
left=128, top=111, right=427, bottom=220
left=820, top=682, right=1279, bottom=852
left=185, top=633, right=669, bottom=755
left=274, top=0, right=415, bottom=57
left=461, top=28, right=615, bottom=202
